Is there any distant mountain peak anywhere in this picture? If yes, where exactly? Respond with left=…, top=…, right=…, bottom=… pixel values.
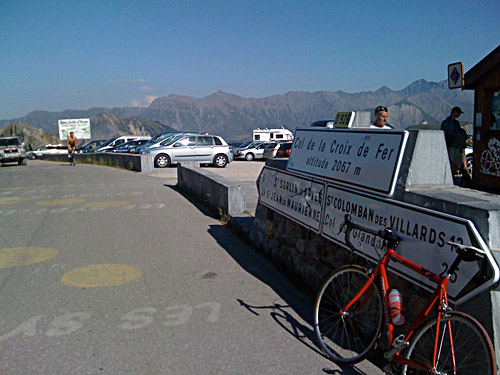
left=0, top=78, right=473, bottom=141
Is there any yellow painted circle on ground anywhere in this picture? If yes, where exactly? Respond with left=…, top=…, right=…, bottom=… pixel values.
left=0, top=247, right=58, bottom=268
left=0, top=196, right=23, bottom=205
left=61, top=264, right=142, bottom=288
left=37, top=198, right=85, bottom=206
left=85, top=201, right=128, bottom=208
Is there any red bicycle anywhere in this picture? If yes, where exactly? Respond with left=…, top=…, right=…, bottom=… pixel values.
left=314, top=214, right=496, bottom=374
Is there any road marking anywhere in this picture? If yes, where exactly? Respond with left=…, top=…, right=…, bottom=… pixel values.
left=36, top=198, right=86, bottom=206
left=0, top=196, right=23, bottom=205
left=0, top=247, right=58, bottom=268
left=0, top=204, right=165, bottom=217
left=85, top=201, right=128, bottom=208
left=61, top=264, right=142, bottom=287
left=0, top=302, right=221, bottom=342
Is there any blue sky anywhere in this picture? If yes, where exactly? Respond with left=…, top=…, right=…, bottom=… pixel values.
left=1, top=0, right=499, bottom=119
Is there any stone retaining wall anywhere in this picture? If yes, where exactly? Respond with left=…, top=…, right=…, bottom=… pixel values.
left=40, top=153, right=154, bottom=172
left=177, top=163, right=246, bottom=216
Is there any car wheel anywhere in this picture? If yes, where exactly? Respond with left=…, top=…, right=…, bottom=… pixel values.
left=245, top=153, right=254, bottom=161
left=154, top=154, right=171, bottom=168
left=214, top=154, right=228, bottom=168
left=28, top=153, right=36, bottom=160
left=466, top=154, right=473, bottom=176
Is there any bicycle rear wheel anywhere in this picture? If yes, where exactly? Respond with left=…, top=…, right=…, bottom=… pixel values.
left=314, top=265, right=384, bottom=364
left=402, top=311, right=496, bottom=374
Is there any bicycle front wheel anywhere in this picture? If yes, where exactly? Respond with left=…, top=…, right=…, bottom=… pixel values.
left=402, top=311, right=496, bottom=375
left=314, top=265, right=384, bottom=364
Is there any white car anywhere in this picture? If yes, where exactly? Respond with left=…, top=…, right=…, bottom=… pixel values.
left=144, top=134, right=233, bottom=168
left=26, top=144, right=68, bottom=159
left=234, top=142, right=271, bottom=161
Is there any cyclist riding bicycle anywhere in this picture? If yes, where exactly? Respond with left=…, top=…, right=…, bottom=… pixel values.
left=67, top=131, right=78, bottom=166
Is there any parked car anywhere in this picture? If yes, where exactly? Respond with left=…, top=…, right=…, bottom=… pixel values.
left=144, top=134, right=233, bottom=168
left=76, top=140, right=106, bottom=153
left=104, top=139, right=150, bottom=153
left=26, top=144, right=68, bottom=159
left=133, top=132, right=199, bottom=154
left=263, top=141, right=293, bottom=158
left=0, top=137, right=27, bottom=166
left=234, top=142, right=271, bottom=161
left=96, top=135, right=151, bottom=152
left=232, top=141, right=265, bottom=158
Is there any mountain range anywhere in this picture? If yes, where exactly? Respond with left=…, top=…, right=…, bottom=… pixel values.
left=0, top=79, right=473, bottom=141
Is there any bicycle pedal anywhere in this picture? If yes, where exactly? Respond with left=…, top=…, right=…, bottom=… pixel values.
left=383, top=341, right=409, bottom=360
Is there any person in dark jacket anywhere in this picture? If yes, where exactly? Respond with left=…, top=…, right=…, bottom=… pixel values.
left=441, top=107, right=471, bottom=186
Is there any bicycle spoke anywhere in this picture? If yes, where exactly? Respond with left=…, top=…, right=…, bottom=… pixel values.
left=314, top=266, right=383, bottom=364
left=402, top=312, right=495, bottom=375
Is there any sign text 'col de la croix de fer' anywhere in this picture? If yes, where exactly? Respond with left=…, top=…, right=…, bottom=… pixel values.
left=286, top=128, right=408, bottom=196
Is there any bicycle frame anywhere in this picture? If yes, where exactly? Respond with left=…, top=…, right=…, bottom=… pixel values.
left=341, top=244, right=454, bottom=372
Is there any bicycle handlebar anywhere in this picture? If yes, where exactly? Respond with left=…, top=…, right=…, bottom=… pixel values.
left=343, top=214, right=401, bottom=252
left=343, top=215, right=486, bottom=265
left=447, top=241, right=485, bottom=263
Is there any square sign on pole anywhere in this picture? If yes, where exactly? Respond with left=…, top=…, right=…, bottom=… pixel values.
left=448, top=62, right=464, bottom=89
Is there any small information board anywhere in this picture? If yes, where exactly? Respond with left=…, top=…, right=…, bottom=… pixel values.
left=333, top=111, right=355, bottom=128
left=287, top=128, right=408, bottom=196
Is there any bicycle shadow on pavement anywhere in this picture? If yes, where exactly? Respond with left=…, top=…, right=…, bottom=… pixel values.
left=207, top=223, right=382, bottom=375
left=236, top=299, right=375, bottom=375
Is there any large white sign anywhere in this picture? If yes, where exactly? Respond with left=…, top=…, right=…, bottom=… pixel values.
left=258, top=166, right=500, bottom=304
left=259, top=167, right=324, bottom=232
left=287, top=128, right=408, bottom=196
left=58, top=118, right=91, bottom=140
left=321, top=184, right=498, bottom=304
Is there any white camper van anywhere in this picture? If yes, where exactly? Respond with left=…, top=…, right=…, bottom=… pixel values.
left=252, top=127, right=293, bottom=142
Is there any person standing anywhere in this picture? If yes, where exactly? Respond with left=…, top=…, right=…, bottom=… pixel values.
left=67, top=131, right=78, bottom=166
left=441, top=107, right=464, bottom=173
left=440, top=107, right=471, bottom=186
left=371, top=106, right=394, bottom=129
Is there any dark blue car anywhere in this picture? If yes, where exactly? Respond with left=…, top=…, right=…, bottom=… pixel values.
left=104, top=139, right=150, bottom=153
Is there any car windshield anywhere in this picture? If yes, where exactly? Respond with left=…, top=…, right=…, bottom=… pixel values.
left=148, top=133, right=174, bottom=144
left=160, top=134, right=184, bottom=146
left=0, top=138, right=19, bottom=147
left=238, top=141, right=253, bottom=148
left=99, top=136, right=120, bottom=148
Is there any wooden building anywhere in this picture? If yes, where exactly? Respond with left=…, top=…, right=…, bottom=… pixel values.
left=463, top=45, right=500, bottom=191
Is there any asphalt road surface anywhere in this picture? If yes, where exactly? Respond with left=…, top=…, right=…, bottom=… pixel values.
left=0, top=160, right=383, bottom=375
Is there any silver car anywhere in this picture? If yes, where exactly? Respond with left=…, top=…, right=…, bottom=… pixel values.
left=235, top=142, right=271, bottom=161
left=0, top=137, right=27, bottom=166
left=145, top=134, right=233, bottom=168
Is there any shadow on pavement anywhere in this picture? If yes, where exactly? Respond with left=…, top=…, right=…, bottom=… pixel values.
left=166, top=183, right=384, bottom=374
left=207, top=223, right=380, bottom=375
